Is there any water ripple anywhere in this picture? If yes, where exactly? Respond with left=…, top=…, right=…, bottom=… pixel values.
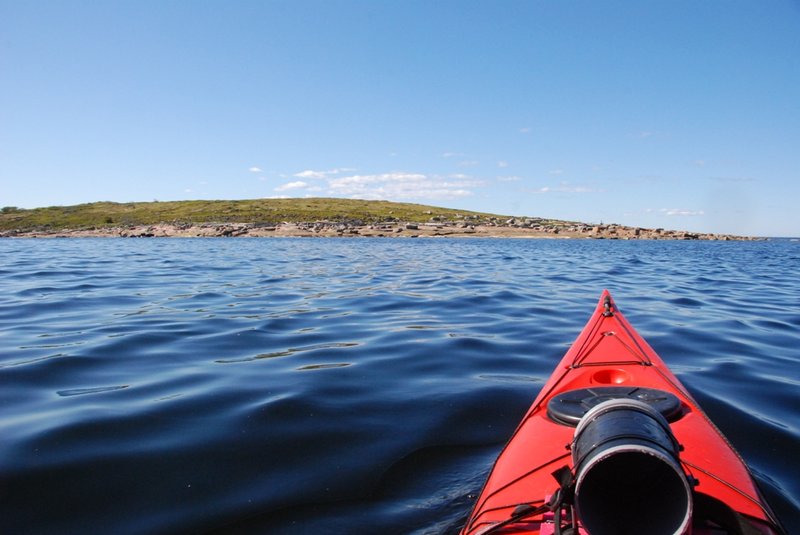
left=57, top=385, right=130, bottom=397
left=0, top=238, right=798, bottom=534
left=216, top=342, right=361, bottom=363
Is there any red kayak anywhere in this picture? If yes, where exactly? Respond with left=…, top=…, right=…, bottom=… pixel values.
left=461, top=290, right=785, bottom=535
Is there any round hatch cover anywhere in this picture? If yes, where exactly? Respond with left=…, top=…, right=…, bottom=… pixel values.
left=547, top=386, right=683, bottom=427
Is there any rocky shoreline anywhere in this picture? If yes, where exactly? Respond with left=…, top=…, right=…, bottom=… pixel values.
left=1, top=218, right=757, bottom=240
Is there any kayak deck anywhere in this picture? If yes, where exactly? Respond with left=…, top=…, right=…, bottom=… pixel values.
left=461, top=290, right=784, bottom=535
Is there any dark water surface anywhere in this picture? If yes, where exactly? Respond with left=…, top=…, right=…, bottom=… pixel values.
left=1, top=238, right=798, bottom=534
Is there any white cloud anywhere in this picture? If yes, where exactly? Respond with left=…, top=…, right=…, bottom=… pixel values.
left=442, top=152, right=464, bottom=158
left=497, top=175, right=521, bottom=182
left=330, top=172, right=425, bottom=189
left=249, top=167, right=262, bottom=173
left=631, top=208, right=705, bottom=218
left=519, top=127, right=531, bottom=134
left=549, top=169, right=564, bottom=175
left=293, top=168, right=356, bottom=180
left=497, top=161, right=509, bottom=168
left=328, top=172, right=479, bottom=200
left=458, top=160, right=480, bottom=168
left=275, top=181, right=309, bottom=192
left=533, top=182, right=600, bottom=194
left=279, top=166, right=486, bottom=201
left=294, top=170, right=328, bottom=179
left=662, top=208, right=705, bottom=217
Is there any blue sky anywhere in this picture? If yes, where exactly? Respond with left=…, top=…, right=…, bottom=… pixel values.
left=2, top=1, right=798, bottom=236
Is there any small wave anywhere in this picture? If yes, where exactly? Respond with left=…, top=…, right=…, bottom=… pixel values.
left=215, top=342, right=360, bottom=363
left=669, top=296, right=705, bottom=307
left=477, top=374, right=544, bottom=384
left=295, top=362, right=352, bottom=371
left=56, top=385, right=129, bottom=397
left=0, top=353, right=68, bottom=369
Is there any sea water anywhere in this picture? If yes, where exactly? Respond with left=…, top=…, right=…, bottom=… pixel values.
left=1, top=238, right=798, bottom=534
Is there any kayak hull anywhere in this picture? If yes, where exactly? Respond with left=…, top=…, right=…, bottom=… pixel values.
left=460, top=290, right=784, bottom=535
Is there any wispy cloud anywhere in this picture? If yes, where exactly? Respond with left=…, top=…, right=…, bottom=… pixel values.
left=519, top=127, right=531, bottom=134
left=532, top=182, right=601, bottom=194
left=280, top=167, right=484, bottom=201
left=497, top=175, right=521, bottom=182
left=294, top=170, right=327, bottom=179
left=497, top=161, right=509, bottom=168
left=328, top=172, right=479, bottom=200
left=549, top=169, right=564, bottom=175
left=662, top=208, right=704, bottom=217
left=275, top=181, right=309, bottom=192
left=248, top=167, right=262, bottom=173
left=638, top=208, right=706, bottom=217
left=293, top=168, right=356, bottom=180
left=442, top=152, right=464, bottom=158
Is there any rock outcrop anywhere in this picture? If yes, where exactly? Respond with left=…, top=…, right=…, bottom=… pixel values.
left=1, top=219, right=758, bottom=240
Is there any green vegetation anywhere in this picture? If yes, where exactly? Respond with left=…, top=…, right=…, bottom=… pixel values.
left=0, top=198, right=532, bottom=232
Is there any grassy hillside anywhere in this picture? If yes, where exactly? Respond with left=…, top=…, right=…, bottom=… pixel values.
left=0, top=198, right=542, bottom=232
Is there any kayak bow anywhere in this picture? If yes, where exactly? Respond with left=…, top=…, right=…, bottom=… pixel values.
left=461, top=290, right=784, bottom=535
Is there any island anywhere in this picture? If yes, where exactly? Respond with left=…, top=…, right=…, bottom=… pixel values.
left=0, top=199, right=756, bottom=240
